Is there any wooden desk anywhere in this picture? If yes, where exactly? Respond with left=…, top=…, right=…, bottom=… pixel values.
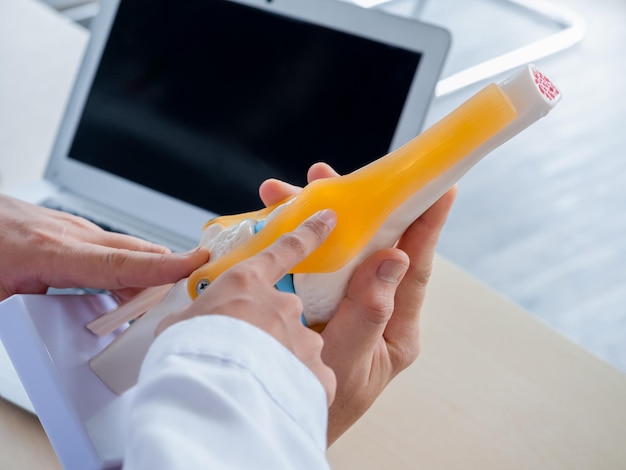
left=0, top=397, right=60, bottom=469
left=329, top=256, right=626, bottom=468
left=1, top=1, right=625, bottom=468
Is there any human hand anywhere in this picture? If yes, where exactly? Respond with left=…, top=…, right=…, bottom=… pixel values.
left=156, top=209, right=339, bottom=405
left=0, top=194, right=209, bottom=302
left=259, top=163, right=456, bottom=445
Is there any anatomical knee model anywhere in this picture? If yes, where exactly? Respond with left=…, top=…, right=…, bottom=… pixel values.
left=88, top=64, right=561, bottom=395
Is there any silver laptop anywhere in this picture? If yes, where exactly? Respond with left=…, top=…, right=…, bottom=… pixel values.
left=12, top=0, right=450, bottom=251
left=2, top=0, right=450, bottom=409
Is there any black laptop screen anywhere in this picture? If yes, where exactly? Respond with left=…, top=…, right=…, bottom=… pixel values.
left=69, top=0, right=421, bottom=215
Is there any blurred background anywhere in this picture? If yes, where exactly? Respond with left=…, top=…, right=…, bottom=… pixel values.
left=36, top=0, right=626, bottom=372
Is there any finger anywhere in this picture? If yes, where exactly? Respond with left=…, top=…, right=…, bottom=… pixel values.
left=259, top=179, right=301, bottom=207
left=43, top=246, right=209, bottom=291
left=384, top=187, right=457, bottom=350
left=253, top=209, right=337, bottom=286
left=47, top=208, right=173, bottom=255
left=258, top=162, right=340, bottom=206
left=110, top=286, right=146, bottom=303
left=298, top=329, right=337, bottom=405
left=322, top=248, right=409, bottom=362
left=313, top=360, right=337, bottom=406
left=307, top=162, right=340, bottom=183
left=89, top=231, right=172, bottom=254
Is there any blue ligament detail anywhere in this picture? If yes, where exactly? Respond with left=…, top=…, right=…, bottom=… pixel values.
left=275, top=274, right=306, bottom=326
left=275, top=273, right=295, bottom=294
left=254, top=219, right=266, bottom=232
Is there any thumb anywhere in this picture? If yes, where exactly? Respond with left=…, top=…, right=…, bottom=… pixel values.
left=322, top=248, right=409, bottom=362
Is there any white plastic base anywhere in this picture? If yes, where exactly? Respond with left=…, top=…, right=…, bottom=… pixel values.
left=0, top=294, right=132, bottom=470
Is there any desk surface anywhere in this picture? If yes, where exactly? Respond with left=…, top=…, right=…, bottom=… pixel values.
left=1, top=1, right=626, bottom=469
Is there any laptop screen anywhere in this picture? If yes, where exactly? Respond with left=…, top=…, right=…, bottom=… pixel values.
left=68, top=0, right=421, bottom=215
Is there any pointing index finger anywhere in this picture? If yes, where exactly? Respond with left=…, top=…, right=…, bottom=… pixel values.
left=255, top=209, right=337, bottom=286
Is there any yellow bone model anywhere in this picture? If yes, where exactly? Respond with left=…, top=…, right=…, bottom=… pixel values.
left=190, top=84, right=515, bottom=286
left=88, top=64, right=561, bottom=395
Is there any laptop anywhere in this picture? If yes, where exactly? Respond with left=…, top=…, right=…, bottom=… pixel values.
left=2, top=0, right=450, bottom=410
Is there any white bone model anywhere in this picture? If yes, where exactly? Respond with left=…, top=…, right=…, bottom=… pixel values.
left=87, top=64, right=562, bottom=395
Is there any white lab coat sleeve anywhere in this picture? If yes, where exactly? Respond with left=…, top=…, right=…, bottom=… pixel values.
left=123, top=315, right=331, bottom=470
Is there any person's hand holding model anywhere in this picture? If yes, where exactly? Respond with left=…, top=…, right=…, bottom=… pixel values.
left=125, top=210, right=340, bottom=469
left=259, top=162, right=456, bottom=443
